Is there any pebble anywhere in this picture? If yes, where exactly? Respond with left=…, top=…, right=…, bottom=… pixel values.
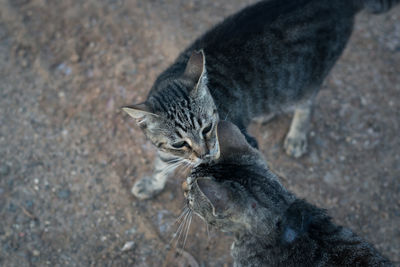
left=57, top=63, right=72, bottom=76
left=121, top=241, right=135, bottom=251
left=323, top=172, right=334, bottom=184
left=125, top=227, right=137, bottom=235
left=32, top=250, right=40, bottom=256
left=70, top=53, right=80, bottom=62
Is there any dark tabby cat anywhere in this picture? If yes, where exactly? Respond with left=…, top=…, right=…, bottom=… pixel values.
left=123, top=0, right=399, bottom=199
left=183, top=121, right=393, bottom=266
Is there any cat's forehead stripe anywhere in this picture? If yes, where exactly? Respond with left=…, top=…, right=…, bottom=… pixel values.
left=173, top=81, right=190, bottom=103
left=174, top=119, right=188, bottom=132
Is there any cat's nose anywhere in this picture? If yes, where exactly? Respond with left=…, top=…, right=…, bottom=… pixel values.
left=192, top=143, right=209, bottom=158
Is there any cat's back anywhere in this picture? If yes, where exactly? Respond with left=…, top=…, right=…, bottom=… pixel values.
left=192, top=0, right=356, bottom=55
left=191, top=0, right=357, bottom=119
left=150, top=0, right=359, bottom=122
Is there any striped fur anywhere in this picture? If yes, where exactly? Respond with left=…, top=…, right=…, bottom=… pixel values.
left=185, top=121, right=393, bottom=266
left=124, top=0, right=398, bottom=199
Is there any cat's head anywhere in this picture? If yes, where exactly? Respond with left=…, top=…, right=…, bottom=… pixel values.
left=183, top=121, right=292, bottom=235
left=123, top=50, right=218, bottom=165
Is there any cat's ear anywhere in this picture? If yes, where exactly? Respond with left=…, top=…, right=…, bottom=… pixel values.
left=196, top=177, right=232, bottom=215
left=216, top=121, right=253, bottom=159
left=183, top=50, right=208, bottom=98
left=122, top=103, right=157, bottom=122
left=184, top=50, right=206, bottom=83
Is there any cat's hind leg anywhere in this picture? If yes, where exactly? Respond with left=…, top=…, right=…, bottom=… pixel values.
left=284, top=102, right=313, bottom=158
left=131, top=153, right=178, bottom=200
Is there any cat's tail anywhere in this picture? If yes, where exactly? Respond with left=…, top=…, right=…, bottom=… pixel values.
left=356, top=0, right=400, bottom=13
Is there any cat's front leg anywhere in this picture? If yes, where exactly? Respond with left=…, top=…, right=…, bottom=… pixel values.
left=131, top=152, right=179, bottom=200
left=284, top=104, right=312, bottom=158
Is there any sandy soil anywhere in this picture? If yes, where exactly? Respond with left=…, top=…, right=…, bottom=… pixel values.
left=0, top=0, right=399, bottom=266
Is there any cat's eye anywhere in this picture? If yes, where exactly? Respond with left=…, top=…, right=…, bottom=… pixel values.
left=202, top=124, right=212, bottom=136
left=172, top=141, right=188, bottom=149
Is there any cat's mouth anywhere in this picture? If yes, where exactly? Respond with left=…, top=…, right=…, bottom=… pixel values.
left=197, top=138, right=220, bottom=164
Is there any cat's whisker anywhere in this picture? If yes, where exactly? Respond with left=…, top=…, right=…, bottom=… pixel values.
left=174, top=209, right=190, bottom=248
left=160, top=160, right=185, bottom=176
left=170, top=209, right=190, bottom=246
left=174, top=207, right=188, bottom=225
left=165, top=158, right=182, bottom=164
left=182, top=210, right=193, bottom=250
left=204, top=217, right=210, bottom=240
left=182, top=161, right=192, bottom=174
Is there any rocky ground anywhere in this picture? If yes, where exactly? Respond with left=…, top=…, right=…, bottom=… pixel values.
left=0, top=0, right=399, bottom=266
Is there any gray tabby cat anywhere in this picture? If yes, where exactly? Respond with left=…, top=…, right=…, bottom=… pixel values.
left=123, top=0, right=399, bottom=199
left=183, top=121, right=393, bottom=266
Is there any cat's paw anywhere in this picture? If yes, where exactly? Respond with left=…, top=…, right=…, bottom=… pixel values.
left=131, top=175, right=164, bottom=200
left=284, top=134, right=307, bottom=158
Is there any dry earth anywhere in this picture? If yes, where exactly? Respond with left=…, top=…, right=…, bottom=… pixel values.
left=0, top=0, right=399, bottom=266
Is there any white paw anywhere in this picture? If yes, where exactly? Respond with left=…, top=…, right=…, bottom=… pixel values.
left=284, top=133, right=308, bottom=158
left=131, top=175, right=164, bottom=200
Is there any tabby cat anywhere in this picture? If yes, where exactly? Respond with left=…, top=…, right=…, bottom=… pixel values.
left=183, top=121, right=393, bottom=266
left=123, top=0, right=399, bottom=199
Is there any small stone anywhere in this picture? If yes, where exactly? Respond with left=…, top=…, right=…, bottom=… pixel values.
left=21, top=59, right=28, bottom=68
left=34, top=178, right=39, bottom=184
left=323, top=172, right=334, bottom=184
left=125, top=227, right=137, bottom=235
left=70, top=53, right=79, bottom=62
left=100, top=236, right=107, bottom=242
left=32, top=249, right=40, bottom=256
left=121, top=241, right=135, bottom=251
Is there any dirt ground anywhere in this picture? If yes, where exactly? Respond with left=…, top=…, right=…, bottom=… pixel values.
left=0, top=0, right=399, bottom=266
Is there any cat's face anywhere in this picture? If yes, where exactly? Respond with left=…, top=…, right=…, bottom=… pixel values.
left=183, top=121, right=257, bottom=233
left=123, top=51, right=219, bottom=166
left=183, top=121, right=290, bottom=235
